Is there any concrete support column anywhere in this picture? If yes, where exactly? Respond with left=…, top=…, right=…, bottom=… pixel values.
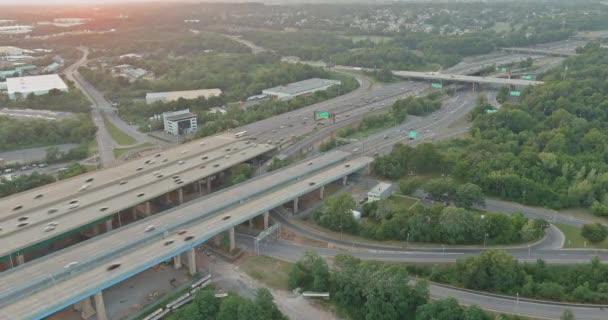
left=16, top=254, right=25, bottom=266
left=93, top=292, right=108, bottom=320
left=165, top=192, right=171, bottom=205
left=263, top=211, right=270, bottom=229
left=213, top=235, right=220, bottom=246
left=293, top=197, right=299, bottom=213
left=178, top=188, right=184, bottom=205
left=77, top=297, right=96, bottom=319
left=92, top=224, right=100, bottom=236
left=193, top=180, right=199, bottom=194
left=131, top=207, right=137, bottom=220
left=187, top=248, right=196, bottom=276
left=144, top=201, right=151, bottom=217
left=105, top=219, right=113, bottom=232
left=206, top=178, right=212, bottom=194
left=320, top=186, right=325, bottom=200
left=173, top=254, right=182, bottom=269
left=229, top=227, right=236, bottom=252
left=342, top=175, right=348, bottom=186
left=248, top=219, right=254, bottom=229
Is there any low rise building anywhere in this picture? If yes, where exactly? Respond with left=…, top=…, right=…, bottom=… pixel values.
left=368, top=182, right=393, bottom=202
left=262, top=78, right=341, bottom=100
left=6, top=74, right=68, bottom=100
left=146, top=88, right=222, bottom=104
left=162, top=109, right=197, bottom=136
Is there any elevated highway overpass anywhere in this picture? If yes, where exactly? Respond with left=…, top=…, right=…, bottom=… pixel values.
left=392, top=70, right=544, bottom=87
left=501, top=47, right=578, bottom=57
left=0, top=134, right=275, bottom=266
left=0, top=151, right=372, bottom=320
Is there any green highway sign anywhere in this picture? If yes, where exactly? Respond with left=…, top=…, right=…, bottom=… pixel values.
left=510, top=91, right=521, bottom=97
left=501, top=67, right=508, bottom=72
left=486, top=109, right=498, bottom=113
left=522, top=75, right=533, bottom=80
left=431, top=83, right=443, bottom=89
left=409, top=131, right=418, bottom=139
left=316, top=111, right=330, bottom=120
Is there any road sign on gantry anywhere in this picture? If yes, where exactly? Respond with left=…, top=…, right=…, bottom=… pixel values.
left=431, top=83, right=443, bottom=89
left=522, top=75, right=533, bottom=80
left=315, top=111, right=330, bottom=121
left=409, top=131, right=417, bottom=140
left=510, top=91, right=521, bottom=97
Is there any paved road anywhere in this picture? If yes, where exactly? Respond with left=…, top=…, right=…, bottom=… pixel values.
left=237, top=231, right=608, bottom=320
left=63, top=47, right=114, bottom=167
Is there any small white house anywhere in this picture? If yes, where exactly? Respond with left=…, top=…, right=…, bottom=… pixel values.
left=352, top=210, right=362, bottom=221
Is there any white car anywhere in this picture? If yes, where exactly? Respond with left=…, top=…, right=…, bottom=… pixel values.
left=64, top=261, right=79, bottom=269
left=144, top=225, right=156, bottom=232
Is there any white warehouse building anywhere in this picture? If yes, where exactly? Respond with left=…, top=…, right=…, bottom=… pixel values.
left=163, top=109, right=197, bottom=136
left=368, top=182, right=393, bottom=202
left=6, top=74, right=68, bottom=100
left=262, top=78, right=341, bottom=100
left=146, top=88, right=222, bottom=104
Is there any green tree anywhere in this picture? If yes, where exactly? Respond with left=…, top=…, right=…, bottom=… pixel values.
left=581, top=223, right=608, bottom=243
left=454, top=183, right=485, bottom=209
left=561, top=309, right=575, bottom=320
left=255, top=288, right=286, bottom=320
left=217, top=295, right=245, bottom=320
left=377, top=66, right=394, bottom=82
left=314, top=192, right=357, bottom=232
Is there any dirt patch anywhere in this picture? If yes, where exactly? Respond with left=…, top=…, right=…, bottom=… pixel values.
left=281, top=228, right=328, bottom=248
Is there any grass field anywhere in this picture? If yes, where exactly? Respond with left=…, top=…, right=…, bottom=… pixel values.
left=390, top=195, right=420, bottom=210
left=113, top=142, right=152, bottom=158
left=239, top=256, right=293, bottom=290
left=102, top=115, right=137, bottom=145
left=555, top=223, right=608, bottom=249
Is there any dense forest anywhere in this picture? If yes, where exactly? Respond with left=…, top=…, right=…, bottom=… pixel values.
left=414, top=250, right=608, bottom=304
left=0, top=115, right=96, bottom=152
left=289, top=252, right=530, bottom=320
left=375, top=44, right=608, bottom=213
left=312, top=192, right=546, bottom=245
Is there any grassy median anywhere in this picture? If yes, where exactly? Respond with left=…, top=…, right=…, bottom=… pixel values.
left=102, top=115, right=137, bottom=145
left=555, top=222, right=608, bottom=249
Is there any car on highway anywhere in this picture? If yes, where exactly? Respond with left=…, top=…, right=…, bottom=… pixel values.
left=64, top=261, right=79, bottom=269
left=144, top=225, right=156, bottom=232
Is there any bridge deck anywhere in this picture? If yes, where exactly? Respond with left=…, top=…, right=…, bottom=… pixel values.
left=0, top=154, right=372, bottom=320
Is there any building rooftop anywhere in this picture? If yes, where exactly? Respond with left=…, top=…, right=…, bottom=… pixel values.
left=6, top=74, right=68, bottom=96
left=146, top=89, right=222, bottom=103
left=369, top=182, right=392, bottom=194
left=263, top=78, right=341, bottom=96
left=165, top=112, right=197, bottom=122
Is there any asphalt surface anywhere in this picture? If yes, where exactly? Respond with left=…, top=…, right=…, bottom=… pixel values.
left=63, top=47, right=114, bottom=167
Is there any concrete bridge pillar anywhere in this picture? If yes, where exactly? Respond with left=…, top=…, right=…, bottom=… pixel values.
left=248, top=219, right=254, bottom=229
left=342, top=175, right=348, bottom=186
left=165, top=192, right=172, bottom=205
left=173, top=253, right=182, bottom=269
left=178, top=188, right=184, bottom=205
left=206, top=177, right=212, bottom=194
left=74, top=296, right=95, bottom=319
left=193, top=180, right=200, bottom=194
left=263, top=211, right=270, bottom=229
left=144, top=201, right=151, bottom=217
left=213, top=235, right=221, bottom=246
left=320, top=186, right=325, bottom=200
left=187, top=248, right=196, bottom=275
left=229, top=227, right=236, bottom=252
left=93, top=291, right=107, bottom=320
left=105, top=219, right=113, bottom=232
left=16, top=254, right=25, bottom=266
left=92, top=224, right=100, bottom=236
left=131, top=207, right=137, bottom=220
left=293, top=197, right=299, bottom=213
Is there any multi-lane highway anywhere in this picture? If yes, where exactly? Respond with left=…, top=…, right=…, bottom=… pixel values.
left=0, top=151, right=373, bottom=319
left=0, top=135, right=275, bottom=261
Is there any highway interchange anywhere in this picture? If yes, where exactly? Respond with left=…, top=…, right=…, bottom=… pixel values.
left=2, top=38, right=605, bottom=319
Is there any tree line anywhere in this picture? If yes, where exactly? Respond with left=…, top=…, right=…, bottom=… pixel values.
left=289, top=251, right=535, bottom=320
left=0, top=162, right=89, bottom=198
left=0, top=88, right=91, bottom=113
left=313, top=192, right=546, bottom=245
left=417, top=250, right=608, bottom=304
left=167, top=287, right=286, bottom=320
left=0, top=115, right=96, bottom=152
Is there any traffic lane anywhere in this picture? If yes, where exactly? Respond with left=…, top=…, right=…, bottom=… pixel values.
left=484, top=199, right=593, bottom=227
left=429, top=284, right=608, bottom=320
left=242, top=236, right=608, bottom=320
